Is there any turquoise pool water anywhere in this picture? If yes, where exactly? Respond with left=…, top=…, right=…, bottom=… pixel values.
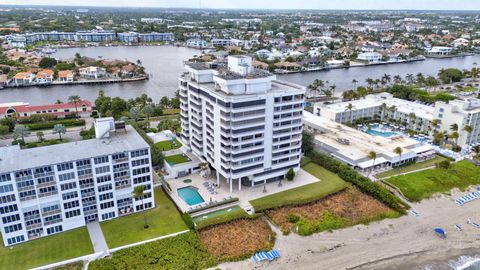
left=366, top=129, right=395, bottom=137
left=177, top=186, right=204, bottom=206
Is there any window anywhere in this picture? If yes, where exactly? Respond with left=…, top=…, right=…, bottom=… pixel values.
left=38, top=186, right=57, bottom=195
left=7, top=235, right=24, bottom=245
left=37, top=176, right=55, bottom=185
left=2, top=214, right=20, bottom=224
left=0, top=184, right=13, bottom=194
left=0, top=194, right=16, bottom=204
left=131, top=149, right=148, bottom=158
left=42, top=204, right=60, bottom=213
left=133, top=175, right=150, bottom=184
left=46, top=225, right=62, bottom=235
left=98, top=184, right=112, bottom=193
left=4, top=223, right=22, bottom=233
left=100, top=201, right=114, bottom=210
left=63, top=200, right=79, bottom=210
left=94, top=156, right=109, bottom=165
left=0, top=204, right=18, bottom=214
left=96, top=175, right=111, bottom=184
left=60, top=182, right=77, bottom=191
left=132, top=166, right=150, bottom=176
left=62, top=191, right=78, bottom=200
left=59, top=172, right=75, bottom=182
left=95, top=166, right=110, bottom=175
left=57, top=162, right=73, bottom=171
left=101, top=212, right=115, bottom=220
left=65, top=209, right=81, bottom=219
left=99, top=192, right=113, bottom=201
left=132, top=158, right=149, bottom=167
left=0, top=174, right=11, bottom=183
left=112, top=153, right=127, bottom=160
left=76, top=159, right=91, bottom=167
left=438, top=113, right=443, bottom=118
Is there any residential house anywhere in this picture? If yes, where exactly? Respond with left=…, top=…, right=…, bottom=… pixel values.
left=13, top=72, right=35, bottom=86
left=58, top=70, right=74, bottom=82
left=36, top=69, right=54, bottom=84
left=79, top=66, right=107, bottom=79
left=357, top=52, right=383, bottom=63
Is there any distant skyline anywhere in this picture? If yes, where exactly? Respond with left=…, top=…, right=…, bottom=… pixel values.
left=1, top=0, right=480, bottom=10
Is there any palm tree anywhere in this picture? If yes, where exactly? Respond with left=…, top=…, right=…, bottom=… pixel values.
left=330, top=84, right=337, bottom=101
left=52, top=124, right=66, bottom=141
left=143, top=105, right=154, bottom=125
left=380, top=103, right=388, bottom=121
left=463, top=125, right=473, bottom=143
left=408, top=113, right=417, bottom=131
left=394, top=147, right=403, bottom=166
left=68, top=95, right=81, bottom=115
left=472, top=145, right=480, bottom=160
left=367, top=151, right=377, bottom=175
left=406, top=73, right=415, bottom=84
left=352, top=79, right=358, bottom=89
left=13, top=125, right=30, bottom=143
left=381, top=73, right=391, bottom=87
left=366, top=78, right=374, bottom=89
left=133, top=185, right=149, bottom=229
left=36, top=131, right=45, bottom=142
left=387, top=105, right=397, bottom=122
left=450, top=123, right=459, bottom=132
left=393, top=75, right=402, bottom=84
left=345, top=103, right=354, bottom=124
left=450, top=131, right=459, bottom=148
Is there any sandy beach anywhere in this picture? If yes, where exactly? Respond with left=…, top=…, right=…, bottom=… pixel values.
left=214, top=188, right=480, bottom=270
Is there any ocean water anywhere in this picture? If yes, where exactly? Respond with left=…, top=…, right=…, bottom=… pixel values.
left=424, top=255, right=480, bottom=270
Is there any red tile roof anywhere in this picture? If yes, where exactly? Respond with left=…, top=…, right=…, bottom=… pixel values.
left=0, top=100, right=93, bottom=116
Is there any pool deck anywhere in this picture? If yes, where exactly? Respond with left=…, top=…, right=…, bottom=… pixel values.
left=166, top=169, right=319, bottom=213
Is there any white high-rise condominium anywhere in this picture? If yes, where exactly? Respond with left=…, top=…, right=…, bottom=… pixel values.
left=0, top=118, right=154, bottom=246
left=179, top=55, right=305, bottom=192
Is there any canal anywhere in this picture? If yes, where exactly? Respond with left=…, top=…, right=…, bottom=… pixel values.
left=0, top=45, right=479, bottom=105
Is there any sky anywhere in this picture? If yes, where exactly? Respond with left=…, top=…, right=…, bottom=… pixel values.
left=1, top=0, right=480, bottom=10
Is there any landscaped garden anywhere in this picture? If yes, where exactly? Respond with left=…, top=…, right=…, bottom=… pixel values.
left=386, top=160, right=480, bottom=202
left=193, top=206, right=249, bottom=230
left=197, top=218, right=275, bottom=261
left=250, top=162, right=350, bottom=212
left=0, top=227, right=93, bottom=270
left=154, top=138, right=182, bottom=151
left=165, top=153, right=191, bottom=165
left=267, top=187, right=400, bottom=235
left=89, top=232, right=217, bottom=270
left=25, top=138, right=69, bottom=149
left=375, top=155, right=448, bottom=179
left=100, top=188, right=187, bottom=248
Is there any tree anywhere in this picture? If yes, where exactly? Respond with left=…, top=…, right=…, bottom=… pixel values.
left=129, top=106, right=142, bottom=122
left=110, top=97, right=128, bottom=118
left=68, top=95, right=81, bottom=115
left=143, top=105, right=154, bottom=126
left=36, top=131, right=45, bottom=142
left=438, top=68, right=464, bottom=84
left=394, top=147, right=403, bottom=166
left=286, top=168, right=295, bottom=181
left=352, top=79, right=358, bottom=89
left=367, top=151, right=377, bottom=176
left=408, top=113, right=416, bottom=131
left=357, top=86, right=368, bottom=99
left=450, top=131, right=459, bottom=148
left=13, top=124, right=30, bottom=143
left=463, top=125, right=473, bottom=141
left=437, top=160, right=451, bottom=170
left=160, top=96, right=170, bottom=108
left=302, top=130, right=315, bottom=154
left=132, top=185, right=149, bottom=229
left=345, top=103, right=354, bottom=123
left=450, top=123, right=459, bottom=132
left=52, top=124, right=66, bottom=141
left=39, top=57, right=57, bottom=69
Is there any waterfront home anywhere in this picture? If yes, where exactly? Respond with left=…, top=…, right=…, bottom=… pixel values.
left=78, top=66, right=107, bottom=79
left=0, top=99, right=93, bottom=118
left=35, top=69, right=54, bottom=84
left=13, top=72, right=35, bottom=86
left=274, top=61, right=302, bottom=71
left=357, top=52, right=383, bottom=63
left=121, top=64, right=137, bottom=77
left=186, top=39, right=208, bottom=48
left=426, top=46, right=453, bottom=55
left=58, top=70, right=74, bottom=82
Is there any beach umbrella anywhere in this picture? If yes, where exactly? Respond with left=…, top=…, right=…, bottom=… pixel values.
left=434, top=228, right=446, bottom=238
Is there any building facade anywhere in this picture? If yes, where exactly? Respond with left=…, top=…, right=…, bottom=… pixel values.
left=0, top=118, right=154, bottom=246
left=179, top=55, right=305, bottom=192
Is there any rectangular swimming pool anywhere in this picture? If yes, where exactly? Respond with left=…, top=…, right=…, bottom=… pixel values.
left=177, top=186, right=205, bottom=206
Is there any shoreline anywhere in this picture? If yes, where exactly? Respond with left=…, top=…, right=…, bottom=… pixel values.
left=0, top=76, right=148, bottom=90
left=215, top=188, right=480, bottom=270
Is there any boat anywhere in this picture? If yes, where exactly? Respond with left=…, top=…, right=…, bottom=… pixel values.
left=434, top=228, right=446, bottom=238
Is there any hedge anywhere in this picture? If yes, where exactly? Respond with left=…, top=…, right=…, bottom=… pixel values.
left=131, top=122, right=164, bottom=168
left=26, top=119, right=85, bottom=131
left=306, top=150, right=409, bottom=213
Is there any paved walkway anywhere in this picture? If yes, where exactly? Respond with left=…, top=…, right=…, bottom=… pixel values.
left=86, top=222, right=109, bottom=253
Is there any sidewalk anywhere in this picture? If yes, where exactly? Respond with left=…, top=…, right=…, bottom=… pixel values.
left=87, top=222, right=108, bottom=253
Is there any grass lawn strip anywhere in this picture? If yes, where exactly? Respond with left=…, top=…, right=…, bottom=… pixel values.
left=250, top=162, right=350, bottom=211
left=100, top=188, right=187, bottom=248
left=386, top=160, right=480, bottom=202
left=154, top=138, right=182, bottom=151
left=198, top=218, right=275, bottom=261
left=375, top=156, right=448, bottom=179
left=193, top=206, right=249, bottom=230
left=165, top=153, right=191, bottom=165
left=89, top=232, right=217, bottom=270
left=0, top=227, right=92, bottom=270
left=267, top=187, right=400, bottom=235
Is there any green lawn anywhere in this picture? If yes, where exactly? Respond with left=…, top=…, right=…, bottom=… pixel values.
left=192, top=206, right=249, bottom=229
left=376, top=156, right=448, bottom=179
left=100, top=188, right=188, bottom=248
left=0, top=227, right=93, bottom=270
left=250, top=162, right=350, bottom=212
left=386, top=160, right=480, bottom=202
left=165, top=153, right=191, bottom=165
left=155, top=138, right=182, bottom=151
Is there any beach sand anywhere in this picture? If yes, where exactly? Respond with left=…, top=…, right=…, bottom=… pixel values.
left=213, top=188, right=480, bottom=270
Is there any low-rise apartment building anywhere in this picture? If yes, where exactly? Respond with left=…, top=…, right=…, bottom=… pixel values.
left=179, top=55, right=305, bottom=191
left=0, top=118, right=154, bottom=246
left=0, top=100, right=93, bottom=118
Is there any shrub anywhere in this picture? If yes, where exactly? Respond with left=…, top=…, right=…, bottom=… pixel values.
left=80, top=126, right=95, bottom=140
left=437, top=160, right=451, bottom=169
left=182, top=213, right=195, bottom=230
left=0, top=125, right=8, bottom=135
left=11, top=139, right=25, bottom=146
left=26, top=119, right=85, bottom=131
left=131, top=122, right=164, bottom=168
left=287, top=214, right=300, bottom=223
left=306, top=150, right=409, bottom=213
left=286, top=168, right=295, bottom=181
